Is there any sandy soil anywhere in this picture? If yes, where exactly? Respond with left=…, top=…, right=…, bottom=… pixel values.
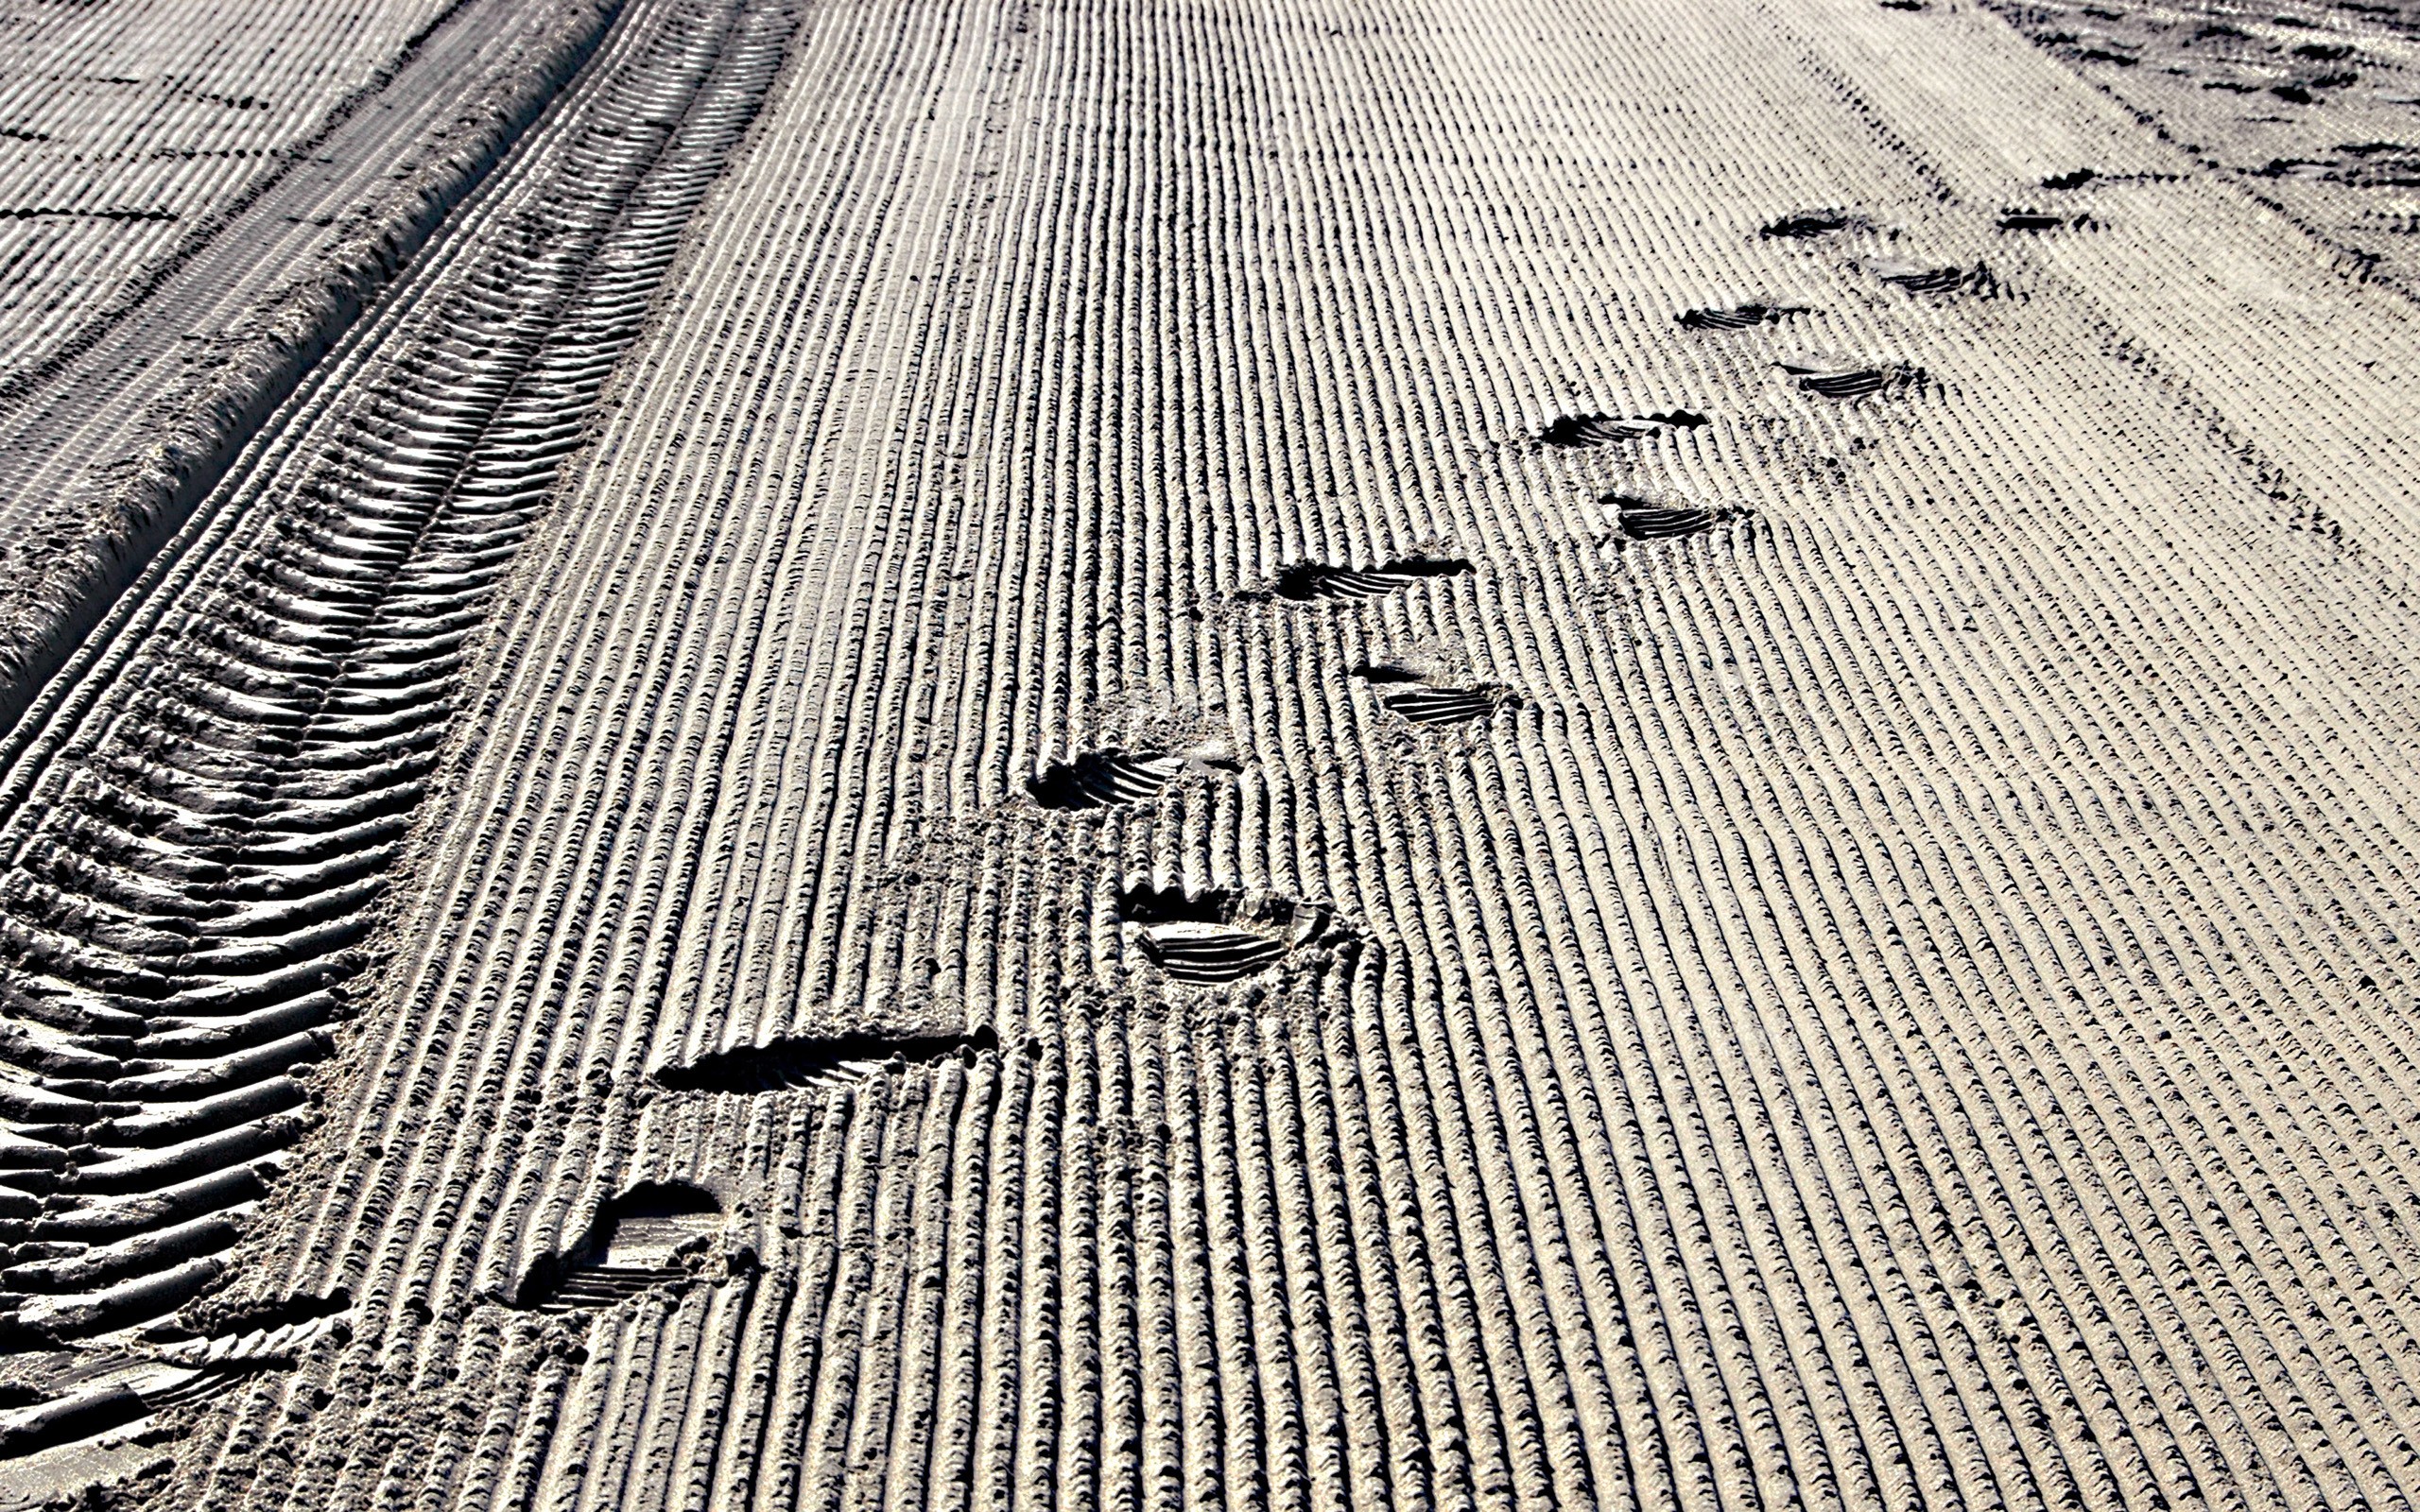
left=7, top=0, right=2420, bottom=1506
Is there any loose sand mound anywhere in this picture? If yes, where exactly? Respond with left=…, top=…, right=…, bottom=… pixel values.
left=9, top=0, right=2420, bottom=1507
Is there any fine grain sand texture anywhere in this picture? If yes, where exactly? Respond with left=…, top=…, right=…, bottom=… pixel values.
left=10, top=0, right=2420, bottom=1507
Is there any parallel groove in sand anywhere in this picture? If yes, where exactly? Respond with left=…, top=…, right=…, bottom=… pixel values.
left=18, top=0, right=2420, bottom=1503
left=0, top=0, right=632, bottom=739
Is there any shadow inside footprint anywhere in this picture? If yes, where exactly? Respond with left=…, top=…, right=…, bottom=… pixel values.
left=1997, top=208, right=2071, bottom=231
left=1539, top=410, right=1707, bottom=447
left=1351, top=662, right=1513, bottom=725
left=1761, top=210, right=1859, bottom=239
left=654, top=1024, right=998, bottom=1092
left=1874, top=260, right=1972, bottom=294
left=1679, top=302, right=1807, bottom=331
left=1029, top=749, right=1188, bottom=809
left=518, top=1182, right=729, bottom=1312
left=1776, top=357, right=1915, bottom=400
left=1270, top=556, right=1473, bottom=601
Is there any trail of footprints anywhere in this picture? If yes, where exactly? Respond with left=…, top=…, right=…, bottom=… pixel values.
left=644, top=195, right=1986, bottom=1174
left=0, top=139, right=2096, bottom=1477
left=631, top=535, right=1502, bottom=1263
left=652, top=207, right=1975, bottom=1112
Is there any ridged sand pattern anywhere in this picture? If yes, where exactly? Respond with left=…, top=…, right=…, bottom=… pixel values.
left=0, top=0, right=625, bottom=734
left=0, top=1307, right=344, bottom=1460
left=1975, top=0, right=2420, bottom=292
left=0, top=0, right=798, bottom=1348
left=12, top=0, right=2420, bottom=1503
left=0, top=0, right=458, bottom=382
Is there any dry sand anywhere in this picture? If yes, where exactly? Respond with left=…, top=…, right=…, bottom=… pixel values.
left=7, top=0, right=2420, bottom=1506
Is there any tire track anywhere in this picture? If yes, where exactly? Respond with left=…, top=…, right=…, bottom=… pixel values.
left=0, top=0, right=627, bottom=734
left=0, top=0, right=800, bottom=1355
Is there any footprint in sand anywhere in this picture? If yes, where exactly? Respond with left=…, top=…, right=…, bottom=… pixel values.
left=1680, top=301, right=1808, bottom=331
left=1116, top=884, right=1341, bottom=986
left=1354, top=660, right=1519, bottom=726
left=1539, top=409, right=1707, bottom=447
left=1264, top=555, right=1474, bottom=602
left=1028, top=740, right=1240, bottom=809
left=1776, top=354, right=1921, bottom=399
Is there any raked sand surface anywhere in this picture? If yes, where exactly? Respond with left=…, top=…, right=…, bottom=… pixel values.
left=9, top=0, right=2420, bottom=1507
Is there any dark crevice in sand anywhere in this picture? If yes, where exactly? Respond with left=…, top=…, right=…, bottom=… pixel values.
left=0, top=1382, right=148, bottom=1459
left=1759, top=208, right=1862, bottom=238
left=1539, top=410, right=1707, bottom=447
left=1876, top=262, right=1977, bottom=293
left=1028, top=748, right=1188, bottom=809
left=514, top=1182, right=729, bottom=1311
left=653, top=1025, right=1000, bottom=1093
left=1678, top=301, right=1806, bottom=330
left=1268, top=556, right=1474, bottom=602
left=1775, top=358, right=1922, bottom=399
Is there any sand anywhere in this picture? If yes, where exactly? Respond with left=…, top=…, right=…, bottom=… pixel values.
left=7, top=0, right=2420, bottom=1505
